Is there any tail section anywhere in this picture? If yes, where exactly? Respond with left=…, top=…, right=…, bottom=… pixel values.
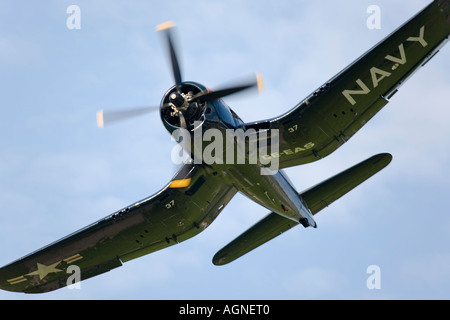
left=213, top=153, right=392, bottom=265
left=301, top=153, right=392, bottom=214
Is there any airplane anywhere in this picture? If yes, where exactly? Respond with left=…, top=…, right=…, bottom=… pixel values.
left=0, top=0, right=449, bottom=293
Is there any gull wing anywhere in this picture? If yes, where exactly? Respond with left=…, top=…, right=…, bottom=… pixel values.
left=0, top=163, right=237, bottom=293
left=248, top=0, right=450, bottom=169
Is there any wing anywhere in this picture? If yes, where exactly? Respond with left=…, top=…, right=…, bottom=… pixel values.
left=213, top=153, right=392, bottom=265
left=0, top=163, right=237, bottom=293
left=247, top=0, right=450, bottom=169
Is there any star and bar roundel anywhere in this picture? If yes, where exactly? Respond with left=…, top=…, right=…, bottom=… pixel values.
left=7, top=254, right=83, bottom=285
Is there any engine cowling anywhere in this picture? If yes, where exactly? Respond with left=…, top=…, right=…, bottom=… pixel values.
left=160, top=82, right=208, bottom=133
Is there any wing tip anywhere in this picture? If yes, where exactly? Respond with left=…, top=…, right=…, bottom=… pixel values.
left=372, top=152, right=393, bottom=168
left=212, top=253, right=229, bottom=266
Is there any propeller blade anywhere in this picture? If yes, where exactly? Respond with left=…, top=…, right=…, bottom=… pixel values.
left=192, top=73, right=264, bottom=103
left=156, top=21, right=183, bottom=91
left=96, top=106, right=159, bottom=128
left=178, top=111, right=187, bottom=129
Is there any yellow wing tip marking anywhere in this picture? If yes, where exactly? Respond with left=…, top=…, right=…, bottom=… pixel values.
left=169, top=178, right=191, bottom=188
left=96, top=110, right=104, bottom=128
left=256, top=73, right=264, bottom=93
left=156, top=21, right=176, bottom=31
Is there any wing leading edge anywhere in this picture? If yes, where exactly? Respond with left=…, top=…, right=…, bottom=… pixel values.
left=250, top=0, right=450, bottom=169
left=0, top=163, right=237, bottom=293
left=213, top=153, right=392, bottom=265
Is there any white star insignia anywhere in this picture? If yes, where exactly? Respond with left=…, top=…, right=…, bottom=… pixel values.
left=7, top=254, right=84, bottom=286
left=26, top=261, right=63, bottom=280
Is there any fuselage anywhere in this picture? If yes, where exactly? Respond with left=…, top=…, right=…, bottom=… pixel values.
left=160, top=82, right=316, bottom=227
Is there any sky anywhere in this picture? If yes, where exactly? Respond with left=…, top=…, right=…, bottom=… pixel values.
left=0, top=0, right=449, bottom=300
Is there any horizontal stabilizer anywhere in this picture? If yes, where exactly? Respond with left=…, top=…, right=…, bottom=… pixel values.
left=301, top=153, right=392, bottom=214
left=213, top=212, right=297, bottom=266
left=213, top=153, right=392, bottom=265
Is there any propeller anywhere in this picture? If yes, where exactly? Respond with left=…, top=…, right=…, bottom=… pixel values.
left=191, top=73, right=264, bottom=103
left=155, top=21, right=264, bottom=105
left=96, top=21, right=264, bottom=129
left=96, top=106, right=160, bottom=128
left=156, top=21, right=183, bottom=92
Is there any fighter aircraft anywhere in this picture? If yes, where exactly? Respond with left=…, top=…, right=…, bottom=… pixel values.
left=0, top=0, right=449, bottom=293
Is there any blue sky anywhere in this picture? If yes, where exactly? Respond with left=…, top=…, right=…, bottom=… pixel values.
left=0, top=0, right=449, bottom=299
